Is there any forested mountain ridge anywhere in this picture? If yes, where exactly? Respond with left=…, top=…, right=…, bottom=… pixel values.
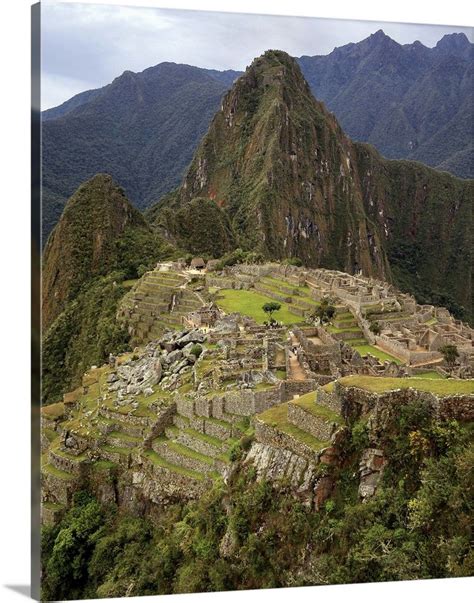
left=41, top=31, right=473, bottom=242
left=41, top=64, right=231, bottom=242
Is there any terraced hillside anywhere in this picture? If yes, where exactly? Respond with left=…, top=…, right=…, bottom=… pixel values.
left=118, top=267, right=202, bottom=346
left=41, top=262, right=474, bottom=526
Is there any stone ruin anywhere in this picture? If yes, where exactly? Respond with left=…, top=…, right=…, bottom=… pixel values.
left=41, top=262, right=474, bottom=524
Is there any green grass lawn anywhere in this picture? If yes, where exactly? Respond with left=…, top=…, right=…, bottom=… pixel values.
left=42, top=402, right=65, bottom=420
left=353, top=344, right=403, bottom=365
left=216, top=289, right=304, bottom=325
left=122, top=278, right=139, bottom=288
left=339, top=375, right=474, bottom=395
left=412, top=371, right=445, bottom=380
left=322, top=382, right=335, bottom=393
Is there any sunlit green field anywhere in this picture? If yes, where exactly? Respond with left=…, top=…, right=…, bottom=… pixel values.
left=216, top=289, right=304, bottom=325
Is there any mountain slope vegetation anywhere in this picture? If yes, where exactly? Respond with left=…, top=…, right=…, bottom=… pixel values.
left=42, top=174, right=173, bottom=331
left=41, top=64, right=231, bottom=241
left=299, top=31, right=473, bottom=176
left=41, top=403, right=473, bottom=600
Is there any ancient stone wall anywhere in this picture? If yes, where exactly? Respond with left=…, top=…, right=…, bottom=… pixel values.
left=317, top=386, right=342, bottom=413
left=338, top=383, right=474, bottom=425
left=144, top=402, right=177, bottom=447
left=287, top=403, right=335, bottom=441
left=254, top=418, right=320, bottom=461
left=281, top=379, right=317, bottom=400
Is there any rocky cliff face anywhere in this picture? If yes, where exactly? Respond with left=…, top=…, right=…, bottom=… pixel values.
left=154, top=51, right=472, bottom=320
left=42, top=174, right=156, bottom=331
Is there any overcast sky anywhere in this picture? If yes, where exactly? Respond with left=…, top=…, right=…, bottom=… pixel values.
left=41, top=2, right=472, bottom=109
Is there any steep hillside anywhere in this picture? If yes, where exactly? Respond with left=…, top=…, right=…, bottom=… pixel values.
left=41, top=31, right=472, bottom=241
left=151, top=50, right=473, bottom=321
left=41, top=63, right=230, bottom=241
left=42, top=173, right=173, bottom=331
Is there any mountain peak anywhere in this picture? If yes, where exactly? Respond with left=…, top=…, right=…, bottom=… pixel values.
left=42, top=174, right=150, bottom=330
left=240, top=49, right=311, bottom=98
left=372, top=29, right=388, bottom=39
left=436, top=32, right=471, bottom=55
left=368, top=29, right=391, bottom=44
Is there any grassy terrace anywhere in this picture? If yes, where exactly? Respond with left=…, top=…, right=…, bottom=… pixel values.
left=258, top=403, right=328, bottom=451
left=155, top=436, right=215, bottom=464
left=102, top=444, right=135, bottom=456
left=44, top=427, right=59, bottom=443
left=91, top=460, right=117, bottom=471
left=180, top=427, right=223, bottom=449
left=338, top=375, right=474, bottom=396
left=414, top=371, right=445, bottom=380
left=108, top=431, right=142, bottom=444
left=42, top=463, right=75, bottom=480
left=216, top=289, right=304, bottom=325
left=327, top=325, right=362, bottom=334
left=352, top=344, right=403, bottom=365
left=122, top=278, right=139, bottom=288
left=322, top=382, right=335, bottom=393
left=261, top=277, right=318, bottom=305
left=42, top=501, right=65, bottom=511
left=143, top=449, right=209, bottom=480
left=294, top=391, right=342, bottom=424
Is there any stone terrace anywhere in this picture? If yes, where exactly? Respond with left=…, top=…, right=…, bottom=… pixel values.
left=118, top=267, right=202, bottom=346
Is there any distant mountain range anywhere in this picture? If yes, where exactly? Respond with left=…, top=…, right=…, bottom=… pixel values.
left=41, top=30, right=472, bottom=241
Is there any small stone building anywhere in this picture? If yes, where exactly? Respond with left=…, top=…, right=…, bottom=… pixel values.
left=190, top=257, right=205, bottom=270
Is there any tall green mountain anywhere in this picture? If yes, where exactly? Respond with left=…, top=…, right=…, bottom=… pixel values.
left=42, top=173, right=171, bottom=331
left=41, top=31, right=472, bottom=242
left=151, top=50, right=473, bottom=321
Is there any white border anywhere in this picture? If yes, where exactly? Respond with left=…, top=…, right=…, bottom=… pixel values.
left=0, top=1, right=472, bottom=602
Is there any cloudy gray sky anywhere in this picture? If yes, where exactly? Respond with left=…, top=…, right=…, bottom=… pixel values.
left=41, top=2, right=472, bottom=109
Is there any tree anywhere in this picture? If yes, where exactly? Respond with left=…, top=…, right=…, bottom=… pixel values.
left=440, top=344, right=459, bottom=367
left=262, top=301, right=281, bottom=324
left=369, top=320, right=381, bottom=335
left=310, top=298, right=336, bottom=325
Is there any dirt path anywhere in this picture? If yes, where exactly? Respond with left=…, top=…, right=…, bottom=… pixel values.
left=288, top=333, right=306, bottom=381
left=411, top=357, right=443, bottom=368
